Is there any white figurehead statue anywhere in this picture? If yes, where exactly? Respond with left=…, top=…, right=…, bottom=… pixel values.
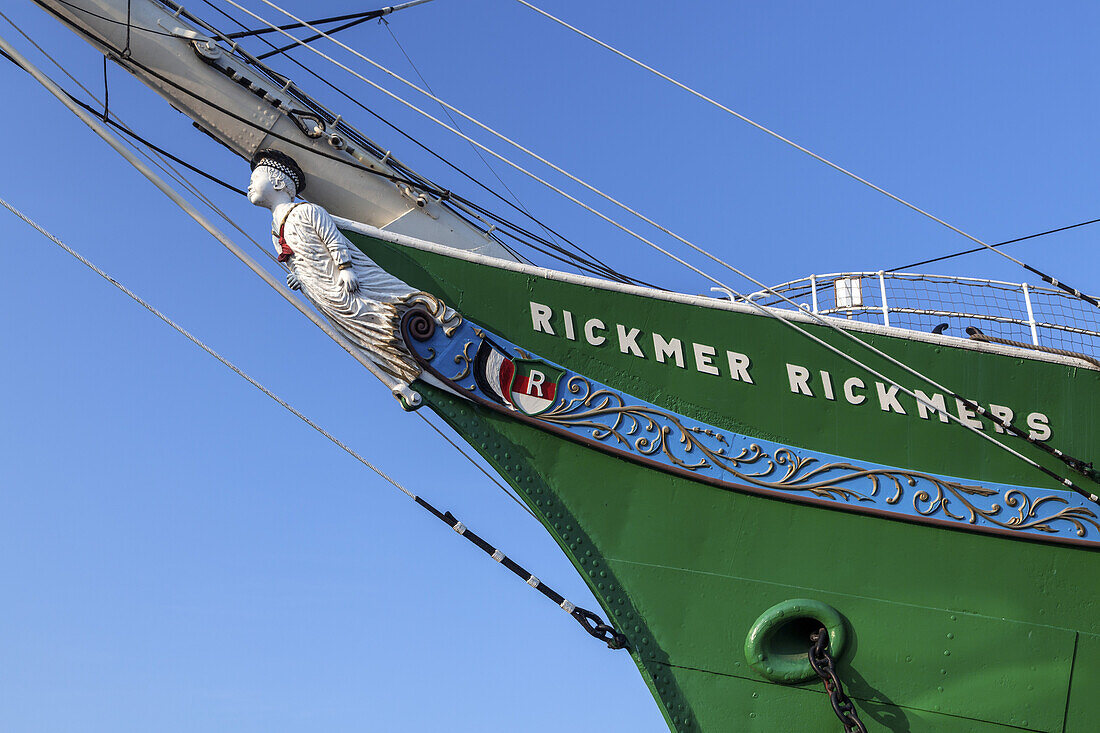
left=247, top=149, right=422, bottom=383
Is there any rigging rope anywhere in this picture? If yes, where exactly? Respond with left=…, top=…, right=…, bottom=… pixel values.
left=0, top=194, right=622, bottom=649
left=215, top=0, right=1100, bottom=496
left=0, top=13, right=267, bottom=270
left=257, top=13, right=374, bottom=61
left=55, top=0, right=621, bottom=283
left=52, top=0, right=174, bottom=36
left=415, top=411, right=538, bottom=520
left=225, top=1, right=436, bottom=40
left=381, top=17, right=566, bottom=267
left=36, top=0, right=634, bottom=283
left=889, top=216, right=1100, bottom=272
left=511, top=0, right=1100, bottom=311
left=84, top=100, right=246, bottom=195
left=255, top=0, right=437, bottom=59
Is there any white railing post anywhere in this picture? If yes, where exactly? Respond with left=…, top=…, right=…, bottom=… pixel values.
left=1022, top=282, right=1040, bottom=345
left=810, top=274, right=819, bottom=314
left=878, top=271, right=890, bottom=327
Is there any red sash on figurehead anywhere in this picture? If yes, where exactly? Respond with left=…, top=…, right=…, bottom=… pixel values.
left=276, top=203, right=304, bottom=262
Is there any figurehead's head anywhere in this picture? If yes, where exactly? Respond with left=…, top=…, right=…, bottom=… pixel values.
left=248, top=149, right=306, bottom=206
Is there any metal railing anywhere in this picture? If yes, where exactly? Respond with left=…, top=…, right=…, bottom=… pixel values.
left=739, top=272, right=1100, bottom=359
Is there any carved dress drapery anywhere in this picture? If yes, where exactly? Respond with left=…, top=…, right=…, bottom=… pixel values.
left=275, top=202, right=420, bottom=382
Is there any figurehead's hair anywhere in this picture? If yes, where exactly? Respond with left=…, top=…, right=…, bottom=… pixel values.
left=250, top=149, right=306, bottom=196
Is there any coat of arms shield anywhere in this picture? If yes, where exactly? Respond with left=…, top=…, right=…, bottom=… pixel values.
left=507, top=358, right=564, bottom=416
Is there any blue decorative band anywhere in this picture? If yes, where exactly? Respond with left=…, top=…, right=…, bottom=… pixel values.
left=402, top=308, right=1100, bottom=548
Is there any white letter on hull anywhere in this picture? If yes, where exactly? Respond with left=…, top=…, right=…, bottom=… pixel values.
left=1027, top=412, right=1052, bottom=440
left=531, top=302, right=555, bottom=335
left=563, top=310, right=577, bottom=341
left=653, top=334, right=685, bottom=368
left=956, top=398, right=984, bottom=430
left=727, top=352, right=754, bottom=383
left=843, top=377, right=866, bottom=405
left=694, top=344, right=720, bottom=375
left=787, top=364, right=813, bottom=396
left=876, top=382, right=907, bottom=414
left=914, top=390, right=949, bottom=422
left=585, top=318, right=607, bottom=346
left=989, top=404, right=1014, bottom=434
left=617, top=325, right=645, bottom=357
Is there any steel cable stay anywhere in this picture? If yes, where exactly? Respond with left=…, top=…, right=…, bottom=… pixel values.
left=888, top=217, right=1100, bottom=273
left=199, top=1, right=1100, bottom=496
left=0, top=194, right=624, bottom=650
left=89, top=42, right=635, bottom=287
left=224, top=4, right=429, bottom=40
left=14, top=13, right=1100, bottom=501
left=222, top=0, right=710, bottom=276
left=254, top=1, right=438, bottom=61
left=511, top=0, right=1100, bottom=311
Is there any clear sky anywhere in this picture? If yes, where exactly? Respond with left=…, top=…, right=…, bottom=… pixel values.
left=2, top=1, right=1099, bottom=731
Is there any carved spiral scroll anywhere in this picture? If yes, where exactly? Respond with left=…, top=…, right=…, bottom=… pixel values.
left=403, top=308, right=436, bottom=342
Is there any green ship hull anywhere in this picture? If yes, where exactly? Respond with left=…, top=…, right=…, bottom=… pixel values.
left=14, top=1, right=1098, bottom=728
left=350, top=227, right=1098, bottom=732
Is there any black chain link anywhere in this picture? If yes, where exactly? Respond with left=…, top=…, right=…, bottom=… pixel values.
left=808, top=628, right=868, bottom=733
left=570, top=606, right=628, bottom=649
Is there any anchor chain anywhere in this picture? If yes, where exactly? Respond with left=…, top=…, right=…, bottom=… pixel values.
left=809, top=628, right=867, bottom=733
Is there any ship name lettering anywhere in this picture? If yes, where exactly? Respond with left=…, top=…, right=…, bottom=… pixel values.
left=527, top=303, right=1053, bottom=439
left=784, top=361, right=1053, bottom=439
left=530, top=302, right=756, bottom=384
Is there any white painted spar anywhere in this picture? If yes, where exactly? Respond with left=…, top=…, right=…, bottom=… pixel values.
left=30, top=0, right=515, bottom=259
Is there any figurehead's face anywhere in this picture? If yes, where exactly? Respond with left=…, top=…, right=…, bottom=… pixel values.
left=247, top=166, right=294, bottom=207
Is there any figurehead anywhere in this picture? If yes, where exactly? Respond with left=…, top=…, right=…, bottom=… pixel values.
left=248, top=149, right=306, bottom=206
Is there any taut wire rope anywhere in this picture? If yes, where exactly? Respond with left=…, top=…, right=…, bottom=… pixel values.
left=158, top=0, right=654, bottom=285
left=889, top=216, right=1100, bottom=272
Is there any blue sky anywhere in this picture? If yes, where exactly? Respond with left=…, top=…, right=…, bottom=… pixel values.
left=2, top=1, right=1100, bottom=731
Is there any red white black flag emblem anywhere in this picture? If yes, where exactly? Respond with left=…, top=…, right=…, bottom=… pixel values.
left=473, top=340, right=563, bottom=415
